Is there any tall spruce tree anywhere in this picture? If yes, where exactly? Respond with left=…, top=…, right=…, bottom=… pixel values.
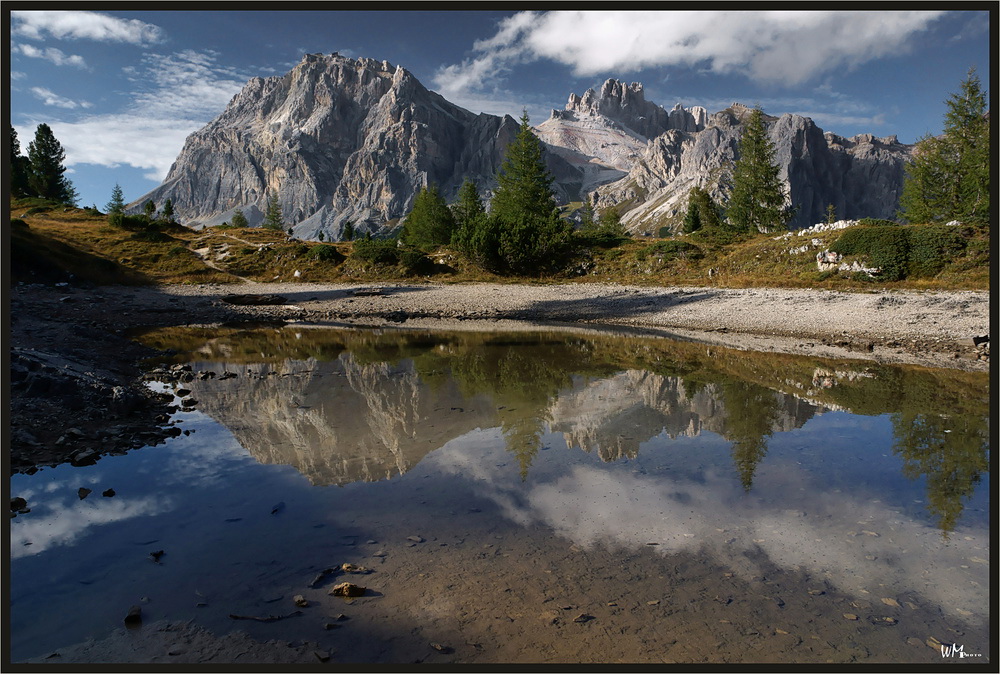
left=27, top=123, right=77, bottom=204
left=725, top=106, right=790, bottom=234
left=490, top=112, right=558, bottom=223
left=263, top=190, right=284, bottom=230
left=899, top=67, right=990, bottom=226
left=401, top=185, right=455, bottom=248
left=9, top=126, right=31, bottom=197
left=486, top=112, right=571, bottom=273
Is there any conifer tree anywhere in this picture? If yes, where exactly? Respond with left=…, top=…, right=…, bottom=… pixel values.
left=342, top=220, right=355, bottom=241
left=106, top=183, right=126, bottom=214
left=486, top=112, right=572, bottom=273
left=143, top=199, right=156, bottom=221
left=490, top=111, right=558, bottom=223
left=726, top=107, right=790, bottom=234
left=899, top=67, right=989, bottom=226
left=230, top=209, right=249, bottom=228
left=401, top=185, right=455, bottom=249
left=9, top=126, right=31, bottom=197
left=263, top=190, right=284, bottom=230
left=162, top=198, right=174, bottom=222
left=27, top=123, right=77, bottom=204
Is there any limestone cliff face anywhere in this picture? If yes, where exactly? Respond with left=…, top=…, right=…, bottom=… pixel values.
left=137, top=53, right=911, bottom=240
left=593, top=104, right=913, bottom=233
left=137, top=53, right=520, bottom=240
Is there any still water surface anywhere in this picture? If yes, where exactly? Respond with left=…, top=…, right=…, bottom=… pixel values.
left=9, top=326, right=990, bottom=664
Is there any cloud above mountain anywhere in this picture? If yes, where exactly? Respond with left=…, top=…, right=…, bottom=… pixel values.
left=11, top=9, right=165, bottom=44
left=435, top=10, right=946, bottom=98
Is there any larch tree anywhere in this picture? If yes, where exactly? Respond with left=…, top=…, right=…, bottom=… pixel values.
left=899, top=67, right=990, bottom=226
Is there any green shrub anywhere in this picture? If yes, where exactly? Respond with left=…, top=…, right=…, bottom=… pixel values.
left=831, top=224, right=968, bottom=281
left=638, top=240, right=704, bottom=261
left=831, top=226, right=909, bottom=280
left=351, top=238, right=400, bottom=265
left=907, top=225, right=966, bottom=277
left=399, top=248, right=434, bottom=275
left=857, top=218, right=899, bottom=227
left=308, top=244, right=345, bottom=263
left=108, top=212, right=149, bottom=231
left=130, top=229, right=173, bottom=243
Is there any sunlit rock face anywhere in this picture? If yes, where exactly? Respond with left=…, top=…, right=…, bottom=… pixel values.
left=136, top=52, right=911, bottom=241
left=133, top=53, right=522, bottom=240
left=592, top=104, right=912, bottom=234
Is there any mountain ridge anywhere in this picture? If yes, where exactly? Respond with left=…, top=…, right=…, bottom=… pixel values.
left=134, top=52, right=912, bottom=239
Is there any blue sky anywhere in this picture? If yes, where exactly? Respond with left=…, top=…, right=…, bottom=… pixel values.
left=8, top=8, right=992, bottom=210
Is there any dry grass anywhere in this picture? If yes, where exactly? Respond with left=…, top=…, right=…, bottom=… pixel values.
left=9, top=198, right=990, bottom=291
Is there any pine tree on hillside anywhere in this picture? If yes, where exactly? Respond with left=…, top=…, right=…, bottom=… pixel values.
left=726, top=106, right=791, bottom=234
left=401, top=185, right=455, bottom=249
left=263, top=190, right=284, bottom=230
left=162, top=198, right=175, bottom=222
left=27, top=123, right=77, bottom=205
left=230, top=209, right=249, bottom=228
left=899, top=67, right=990, bottom=226
left=106, top=183, right=126, bottom=214
left=9, top=126, right=31, bottom=197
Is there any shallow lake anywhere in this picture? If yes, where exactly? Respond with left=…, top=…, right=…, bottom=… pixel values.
left=9, top=325, right=991, bottom=664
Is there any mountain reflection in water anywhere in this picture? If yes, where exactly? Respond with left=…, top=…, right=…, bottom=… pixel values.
left=10, top=325, right=990, bottom=664
left=136, top=325, right=989, bottom=532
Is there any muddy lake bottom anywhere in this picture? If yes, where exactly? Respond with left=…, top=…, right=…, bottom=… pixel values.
left=9, top=326, right=991, bottom=665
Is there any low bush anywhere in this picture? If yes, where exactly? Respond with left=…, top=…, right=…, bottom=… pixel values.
left=831, top=225, right=909, bottom=280
left=351, top=238, right=401, bottom=265
left=308, top=244, right=345, bottom=263
left=906, top=225, right=966, bottom=277
left=831, top=224, right=968, bottom=281
left=637, top=239, right=704, bottom=261
left=857, top=218, right=899, bottom=227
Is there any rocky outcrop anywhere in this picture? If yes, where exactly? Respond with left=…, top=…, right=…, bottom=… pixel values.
left=136, top=53, right=911, bottom=240
left=594, top=104, right=913, bottom=233
left=135, top=53, right=521, bottom=240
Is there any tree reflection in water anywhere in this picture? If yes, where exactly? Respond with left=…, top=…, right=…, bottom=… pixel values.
left=134, top=325, right=989, bottom=531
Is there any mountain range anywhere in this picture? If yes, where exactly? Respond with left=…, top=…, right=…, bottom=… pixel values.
left=135, top=52, right=913, bottom=240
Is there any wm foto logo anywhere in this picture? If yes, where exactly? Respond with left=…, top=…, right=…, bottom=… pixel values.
left=941, top=643, right=980, bottom=658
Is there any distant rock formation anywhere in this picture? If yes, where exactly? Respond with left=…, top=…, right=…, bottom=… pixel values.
left=135, top=53, right=912, bottom=239
left=593, top=104, right=913, bottom=233
left=135, top=53, right=521, bottom=240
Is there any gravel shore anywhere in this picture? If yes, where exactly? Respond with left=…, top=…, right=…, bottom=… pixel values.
left=8, top=280, right=990, bottom=474
left=149, top=281, right=991, bottom=371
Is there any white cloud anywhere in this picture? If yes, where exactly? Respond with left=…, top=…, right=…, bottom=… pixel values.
left=11, top=71, right=27, bottom=80
left=16, top=50, right=251, bottom=181
left=30, top=86, right=93, bottom=109
left=435, top=10, right=946, bottom=98
left=15, top=43, right=87, bottom=68
left=12, top=10, right=164, bottom=44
